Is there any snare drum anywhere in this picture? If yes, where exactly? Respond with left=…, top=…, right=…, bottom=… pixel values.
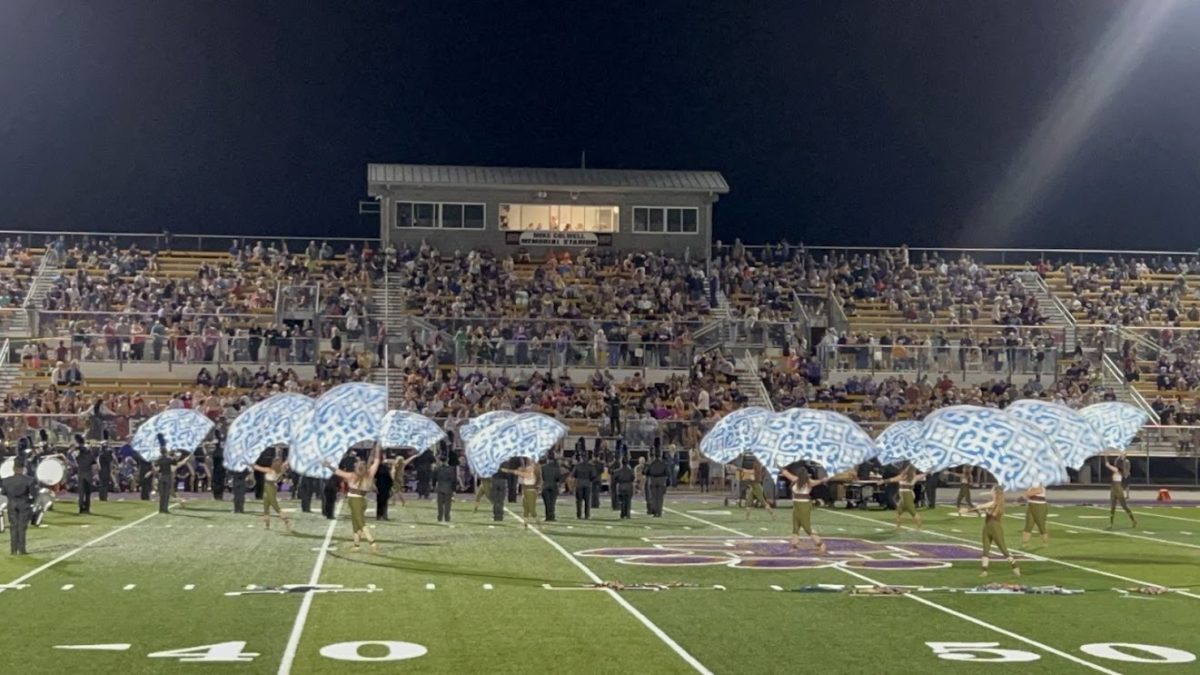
left=36, top=458, right=66, bottom=486
left=0, top=458, right=14, bottom=480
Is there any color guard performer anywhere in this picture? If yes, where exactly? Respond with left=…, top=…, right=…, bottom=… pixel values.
left=253, top=456, right=294, bottom=532
left=780, top=467, right=827, bottom=553
left=503, top=458, right=540, bottom=527
left=1104, top=452, right=1137, bottom=529
left=325, top=445, right=381, bottom=553
left=885, top=464, right=924, bottom=530
left=955, top=466, right=974, bottom=511
left=968, top=485, right=1020, bottom=577
left=1021, top=484, right=1048, bottom=547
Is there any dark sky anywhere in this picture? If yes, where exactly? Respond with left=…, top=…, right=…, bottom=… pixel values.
left=2, top=0, right=1199, bottom=248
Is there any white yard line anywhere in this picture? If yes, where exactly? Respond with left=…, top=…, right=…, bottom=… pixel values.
left=277, top=504, right=341, bottom=675
left=1092, top=506, right=1200, bottom=525
left=826, top=508, right=1200, bottom=601
left=1, top=509, right=161, bottom=595
left=666, top=508, right=1122, bottom=675
left=1023, top=511, right=1200, bottom=551
left=507, top=508, right=712, bottom=675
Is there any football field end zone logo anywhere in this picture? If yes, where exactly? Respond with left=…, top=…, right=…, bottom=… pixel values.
left=574, top=537, right=1026, bottom=571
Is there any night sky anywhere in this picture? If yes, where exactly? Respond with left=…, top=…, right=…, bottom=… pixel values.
left=3, top=0, right=1199, bottom=249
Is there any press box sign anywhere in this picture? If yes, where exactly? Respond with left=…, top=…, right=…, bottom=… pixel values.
left=507, top=231, right=612, bottom=247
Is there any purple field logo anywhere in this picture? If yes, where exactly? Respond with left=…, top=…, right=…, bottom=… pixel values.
left=575, top=537, right=1023, bottom=571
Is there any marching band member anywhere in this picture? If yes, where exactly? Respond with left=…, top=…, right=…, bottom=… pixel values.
left=325, top=445, right=381, bottom=553
left=1, top=460, right=37, bottom=555
left=253, top=455, right=294, bottom=532
left=151, top=434, right=192, bottom=515
left=968, top=485, right=1020, bottom=577
left=884, top=464, right=925, bottom=530
left=1021, top=484, right=1049, bottom=547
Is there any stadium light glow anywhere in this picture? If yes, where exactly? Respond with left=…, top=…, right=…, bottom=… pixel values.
left=965, top=0, right=1180, bottom=243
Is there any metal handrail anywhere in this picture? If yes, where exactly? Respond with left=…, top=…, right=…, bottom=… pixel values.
left=1100, top=353, right=1160, bottom=424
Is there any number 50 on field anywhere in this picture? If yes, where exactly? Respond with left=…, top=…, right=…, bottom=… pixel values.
left=926, top=642, right=1196, bottom=664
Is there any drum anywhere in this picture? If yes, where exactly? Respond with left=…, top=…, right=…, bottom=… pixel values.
left=36, top=458, right=66, bottom=486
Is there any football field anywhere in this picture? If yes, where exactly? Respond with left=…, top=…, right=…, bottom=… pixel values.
left=2, top=492, right=1199, bottom=674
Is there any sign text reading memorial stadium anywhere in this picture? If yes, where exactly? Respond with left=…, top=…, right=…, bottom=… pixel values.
left=507, top=231, right=613, bottom=247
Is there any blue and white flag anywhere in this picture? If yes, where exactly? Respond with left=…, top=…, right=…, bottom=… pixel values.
left=1080, top=402, right=1150, bottom=451
left=225, top=393, right=314, bottom=471
left=379, top=410, right=445, bottom=451
left=875, top=421, right=926, bottom=467
left=290, top=382, right=388, bottom=478
left=460, top=410, right=517, bottom=447
left=699, top=406, right=772, bottom=464
left=131, top=408, right=214, bottom=462
left=920, top=406, right=1068, bottom=490
left=752, top=408, right=878, bottom=475
left=1005, top=399, right=1107, bottom=469
left=465, top=413, right=567, bottom=478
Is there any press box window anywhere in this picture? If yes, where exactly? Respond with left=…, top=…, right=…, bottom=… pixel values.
left=396, top=202, right=484, bottom=229
left=632, top=206, right=699, bottom=234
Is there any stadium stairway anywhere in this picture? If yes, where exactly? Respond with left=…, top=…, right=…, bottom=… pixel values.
left=1016, top=270, right=1076, bottom=352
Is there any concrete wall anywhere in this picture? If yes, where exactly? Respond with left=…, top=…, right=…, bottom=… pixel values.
left=367, top=184, right=717, bottom=259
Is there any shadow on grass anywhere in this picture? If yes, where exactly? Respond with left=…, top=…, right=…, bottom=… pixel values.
left=327, top=551, right=581, bottom=587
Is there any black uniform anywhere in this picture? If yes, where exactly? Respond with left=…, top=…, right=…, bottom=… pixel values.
left=1, top=470, right=38, bottom=554
left=540, top=461, right=562, bottom=521
left=137, top=456, right=153, bottom=500
left=571, top=459, right=596, bottom=520
left=211, top=447, right=227, bottom=501
left=297, top=476, right=320, bottom=513
left=489, top=470, right=507, bottom=521
left=321, top=476, right=339, bottom=519
left=608, top=458, right=620, bottom=510
left=645, top=456, right=669, bottom=517
left=230, top=469, right=248, bottom=513
left=75, top=446, right=96, bottom=514
left=433, top=464, right=457, bottom=522
left=375, top=462, right=393, bottom=520
left=97, top=446, right=114, bottom=500
left=614, top=465, right=635, bottom=519
left=924, top=471, right=940, bottom=509
left=155, top=455, right=174, bottom=514
left=414, top=452, right=434, bottom=499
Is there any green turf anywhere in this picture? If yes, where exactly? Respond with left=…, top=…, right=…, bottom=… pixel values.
left=2, top=494, right=1199, bottom=674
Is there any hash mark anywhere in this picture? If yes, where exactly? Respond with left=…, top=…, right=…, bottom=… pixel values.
left=184, top=584, right=195, bottom=591
left=425, top=583, right=435, bottom=590
left=61, top=584, right=74, bottom=591
left=123, top=584, right=136, bottom=591
left=483, top=584, right=494, bottom=590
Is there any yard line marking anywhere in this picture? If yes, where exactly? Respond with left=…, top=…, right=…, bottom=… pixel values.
left=507, top=508, right=712, bottom=675
left=61, top=584, right=73, bottom=591
left=827, top=509, right=1200, bottom=602
left=1018, top=513, right=1200, bottom=551
left=835, top=564, right=1122, bottom=675
left=277, top=503, right=341, bottom=675
left=1125, top=508, right=1200, bottom=524
left=54, top=644, right=132, bottom=651
left=1, top=509, right=161, bottom=596
left=668, top=508, right=1122, bottom=675
left=123, top=584, right=136, bottom=591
